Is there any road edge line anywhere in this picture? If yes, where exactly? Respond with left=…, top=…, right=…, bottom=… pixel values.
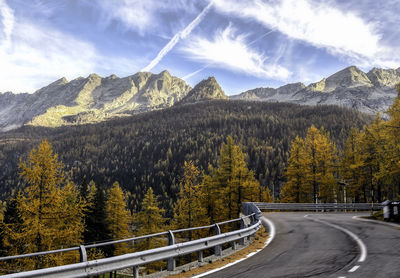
left=308, top=217, right=367, bottom=263
left=191, top=216, right=276, bottom=278
left=352, top=215, right=400, bottom=229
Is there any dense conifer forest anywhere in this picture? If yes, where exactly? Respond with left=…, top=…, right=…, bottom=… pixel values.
left=0, top=100, right=371, bottom=213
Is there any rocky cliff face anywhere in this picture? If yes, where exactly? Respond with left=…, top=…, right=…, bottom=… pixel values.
left=179, top=76, right=228, bottom=104
left=0, top=70, right=191, bottom=131
left=232, top=66, right=400, bottom=115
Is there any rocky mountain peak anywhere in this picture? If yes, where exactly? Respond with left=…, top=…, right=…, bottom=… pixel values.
left=323, top=66, right=372, bottom=91
left=366, top=67, right=400, bottom=87
left=47, top=77, right=68, bottom=87
left=159, top=70, right=171, bottom=77
left=231, top=65, right=400, bottom=116
left=106, top=74, right=119, bottom=80
left=277, top=82, right=306, bottom=94
left=88, top=73, right=101, bottom=80
left=179, top=76, right=228, bottom=104
left=0, top=70, right=192, bottom=132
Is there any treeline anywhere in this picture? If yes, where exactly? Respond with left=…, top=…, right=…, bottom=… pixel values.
left=282, top=85, right=400, bottom=203
left=0, top=137, right=269, bottom=273
left=0, top=101, right=371, bottom=215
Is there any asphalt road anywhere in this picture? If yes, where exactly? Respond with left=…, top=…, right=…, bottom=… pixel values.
left=203, top=212, right=400, bottom=278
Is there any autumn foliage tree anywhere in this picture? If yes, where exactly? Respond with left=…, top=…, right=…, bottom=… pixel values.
left=133, top=187, right=166, bottom=251
left=203, top=136, right=271, bottom=223
left=282, top=126, right=337, bottom=203
left=172, top=161, right=209, bottom=240
left=1, top=140, right=85, bottom=270
left=280, top=136, right=306, bottom=202
left=105, top=181, right=132, bottom=255
left=133, top=187, right=167, bottom=272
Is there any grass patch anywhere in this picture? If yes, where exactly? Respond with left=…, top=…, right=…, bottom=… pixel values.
left=364, top=210, right=383, bottom=221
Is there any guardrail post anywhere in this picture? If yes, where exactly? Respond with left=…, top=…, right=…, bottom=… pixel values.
left=198, top=250, right=203, bottom=262
left=79, top=245, right=87, bottom=262
left=167, top=230, right=176, bottom=271
left=247, top=214, right=255, bottom=240
left=214, top=224, right=222, bottom=256
left=133, top=266, right=139, bottom=278
left=239, top=217, right=245, bottom=245
left=232, top=241, right=237, bottom=250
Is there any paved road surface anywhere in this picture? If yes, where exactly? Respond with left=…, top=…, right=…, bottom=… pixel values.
left=203, top=212, right=400, bottom=278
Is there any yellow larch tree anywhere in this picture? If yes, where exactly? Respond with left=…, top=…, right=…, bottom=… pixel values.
left=133, top=187, right=166, bottom=250
left=282, top=126, right=338, bottom=203
left=203, top=136, right=270, bottom=223
left=172, top=161, right=209, bottom=240
left=17, top=140, right=85, bottom=269
left=105, top=181, right=132, bottom=255
left=281, top=136, right=306, bottom=202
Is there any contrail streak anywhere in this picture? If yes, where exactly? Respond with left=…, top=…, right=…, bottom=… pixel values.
left=141, top=2, right=213, bottom=72
left=182, top=63, right=212, bottom=80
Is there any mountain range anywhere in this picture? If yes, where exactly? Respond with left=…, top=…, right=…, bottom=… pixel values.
left=1, top=66, right=399, bottom=132
left=232, top=66, right=400, bottom=115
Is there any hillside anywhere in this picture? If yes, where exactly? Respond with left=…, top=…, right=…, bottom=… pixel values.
left=0, top=100, right=371, bottom=213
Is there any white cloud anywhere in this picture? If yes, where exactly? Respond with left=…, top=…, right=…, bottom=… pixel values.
left=212, top=0, right=399, bottom=68
left=181, top=24, right=291, bottom=80
left=141, top=2, right=212, bottom=72
left=96, top=0, right=157, bottom=35
left=95, top=0, right=205, bottom=35
left=0, top=1, right=141, bottom=93
left=0, top=0, right=13, bottom=49
left=0, top=20, right=98, bottom=93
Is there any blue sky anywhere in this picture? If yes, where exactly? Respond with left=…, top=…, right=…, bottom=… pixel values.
left=0, top=0, right=399, bottom=95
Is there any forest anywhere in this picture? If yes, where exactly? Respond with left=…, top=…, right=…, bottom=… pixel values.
left=0, top=136, right=269, bottom=273
left=0, top=100, right=371, bottom=214
left=2, top=95, right=400, bottom=273
left=282, top=86, right=400, bottom=203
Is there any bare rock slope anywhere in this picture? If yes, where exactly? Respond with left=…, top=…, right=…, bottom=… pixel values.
left=0, top=71, right=191, bottom=131
left=232, top=66, right=400, bottom=115
left=179, top=76, right=228, bottom=104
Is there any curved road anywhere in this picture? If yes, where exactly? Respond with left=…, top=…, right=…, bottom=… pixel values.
left=203, top=212, right=400, bottom=278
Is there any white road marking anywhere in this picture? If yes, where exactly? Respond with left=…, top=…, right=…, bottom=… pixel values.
left=337, top=276, right=346, bottom=278
left=192, top=216, right=276, bottom=278
left=349, top=265, right=360, bottom=272
left=262, top=216, right=276, bottom=246
left=352, top=215, right=400, bottom=229
left=304, top=214, right=309, bottom=218
left=309, top=217, right=367, bottom=262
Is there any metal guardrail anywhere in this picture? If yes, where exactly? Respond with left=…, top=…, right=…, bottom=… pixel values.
left=254, top=202, right=382, bottom=211
left=0, top=211, right=261, bottom=277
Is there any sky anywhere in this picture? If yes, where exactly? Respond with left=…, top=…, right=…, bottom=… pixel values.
left=0, top=0, right=400, bottom=95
